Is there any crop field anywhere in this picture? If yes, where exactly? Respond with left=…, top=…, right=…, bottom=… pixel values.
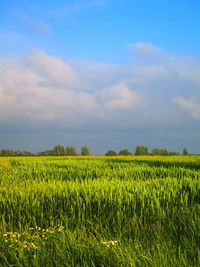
left=0, top=156, right=200, bottom=266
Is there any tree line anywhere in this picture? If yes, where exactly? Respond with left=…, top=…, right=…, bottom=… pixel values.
left=105, top=146, right=188, bottom=156
left=0, top=145, right=189, bottom=157
left=0, top=145, right=90, bottom=157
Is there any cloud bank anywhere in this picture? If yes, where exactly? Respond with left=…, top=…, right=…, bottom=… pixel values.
left=0, top=43, right=200, bottom=130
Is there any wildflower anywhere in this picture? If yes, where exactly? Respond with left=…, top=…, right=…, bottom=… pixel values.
left=58, top=225, right=64, bottom=232
left=101, top=240, right=118, bottom=247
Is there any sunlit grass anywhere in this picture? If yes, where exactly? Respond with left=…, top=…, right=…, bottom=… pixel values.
left=0, top=156, right=199, bottom=266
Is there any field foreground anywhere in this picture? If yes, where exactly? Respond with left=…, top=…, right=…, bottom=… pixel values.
left=0, top=156, right=200, bottom=266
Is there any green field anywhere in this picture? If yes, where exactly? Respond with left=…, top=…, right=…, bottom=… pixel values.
left=0, top=156, right=200, bottom=266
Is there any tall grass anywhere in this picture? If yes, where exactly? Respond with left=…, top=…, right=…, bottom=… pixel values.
left=0, top=156, right=200, bottom=266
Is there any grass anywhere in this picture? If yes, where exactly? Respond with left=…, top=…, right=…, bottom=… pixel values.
left=0, top=156, right=200, bottom=266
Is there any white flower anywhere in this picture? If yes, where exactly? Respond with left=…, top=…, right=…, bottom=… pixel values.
left=101, top=240, right=118, bottom=247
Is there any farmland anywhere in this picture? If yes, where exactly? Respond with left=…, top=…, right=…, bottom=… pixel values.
left=0, top=156, right=200, bottom=266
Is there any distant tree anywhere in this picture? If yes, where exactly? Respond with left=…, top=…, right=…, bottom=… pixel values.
left=183, top=148, right=188, bottom=155
left=14, top=150, right=34, bottom=156
left=81, top=146, right=90, bottom=156
left=135, top=146, right=148, bottom=155
left=0, top=149, right=35, bottom=157
left=37, top=149, right=56, bottom=156
left=119, top=149, right=132, bottom=156
left=46, top=150, right=56, bottom=156
left=37, top=151, right=48, bottom=156
left=168, top=151, right=179, bottom=156
left=152, top=148, right=169, bottom=156
left=53, top=145, right=66, bottom=156
left=159, top=149, right=169, bottom=156
left=24, top=151, right=35, bottom=156
left=66, top=146, right=78, bottom=156
left=151, top=148, right=160, bottom=155
left=0, top=150, right=14, bottom=156
left=105, top=150, right=118, bottom=156
left=12, top=150, right=21, bottom=156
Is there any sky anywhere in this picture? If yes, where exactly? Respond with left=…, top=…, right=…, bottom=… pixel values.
left=0, top=0, right=200, bottom=154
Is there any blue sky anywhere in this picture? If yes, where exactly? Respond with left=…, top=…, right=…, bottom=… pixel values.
left=0, top=0, right=200, bottom=154
left=2, top=0, right=200, bottom=60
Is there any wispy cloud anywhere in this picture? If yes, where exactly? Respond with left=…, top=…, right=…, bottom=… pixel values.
left=128, top=42, right=163, bottom=57
left=18, top=14, right=51, bottom=35
left=31, top=20, right=51, bottom=35
left=49, top=0, right=108, bottom=17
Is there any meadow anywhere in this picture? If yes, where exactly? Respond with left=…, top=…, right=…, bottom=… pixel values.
left=0, top=156, right=200, bottom=266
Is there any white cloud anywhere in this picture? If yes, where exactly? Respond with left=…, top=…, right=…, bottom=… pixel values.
left=0, top=66, right=97, bottom=123
left=0, top=50, right=113, bottom=124
left=0, top=44, right=200, bottom=128
left=171, top=60, right=200, bottom=85
left=133, top=65, right=170, bottom=79
left=175, top=97, right=200, bottom=119
left=96, top=83, right=142, bottom=109
left=26, top=49, right=78, bottom=88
